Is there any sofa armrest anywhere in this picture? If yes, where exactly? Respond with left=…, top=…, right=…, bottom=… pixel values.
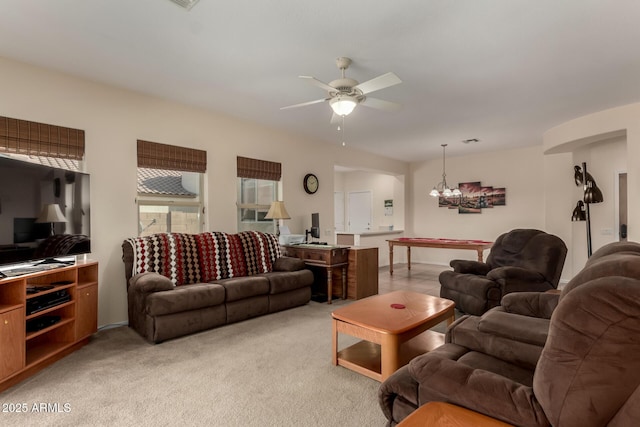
left=487, top=266, right=546, bottom=283
left=128, top=272, right=175, bottom=293
left=450, top=259, right=491, bottom=275
left=273, top=256, right=307, bottom=272
left=409, top=354, right=548, bottom=427
left=501, top=292, right=559, bottom=319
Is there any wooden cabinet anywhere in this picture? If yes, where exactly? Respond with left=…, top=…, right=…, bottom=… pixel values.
left=0, top=308, right=24, bottom=379
left=0, top=261, right=98, bottom=392
left=346, top=247, right=379, bottom=300
left=76, top=283, right=98, bottom=340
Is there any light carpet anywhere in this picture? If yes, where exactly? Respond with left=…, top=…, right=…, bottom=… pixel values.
left=1, top=300, right=396, bottom=427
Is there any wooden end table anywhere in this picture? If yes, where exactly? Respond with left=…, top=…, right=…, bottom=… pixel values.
left=331, top=290, right=455, bottom=381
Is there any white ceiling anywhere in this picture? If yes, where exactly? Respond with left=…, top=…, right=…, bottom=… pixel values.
left=1, top=0, right=640, bottom=162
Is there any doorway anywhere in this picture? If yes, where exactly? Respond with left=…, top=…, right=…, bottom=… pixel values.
left=617, top=172, right=627, bottom=241
left=348, top=191, right=372, bottom=232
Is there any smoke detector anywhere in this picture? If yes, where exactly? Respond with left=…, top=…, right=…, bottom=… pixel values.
left=169, top=0, right=200, bottom=10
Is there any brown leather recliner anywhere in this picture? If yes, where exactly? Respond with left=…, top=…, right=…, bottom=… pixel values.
left=439, top=229, right=567, bottom=315
left=379, top=241, right=640, bottom=426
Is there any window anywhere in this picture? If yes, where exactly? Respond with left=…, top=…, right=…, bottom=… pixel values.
left=237, top=178, right=278, bottom=233
left=236, top=156, right=282, bottom=233
left=136, top=140, right=206, bottom=236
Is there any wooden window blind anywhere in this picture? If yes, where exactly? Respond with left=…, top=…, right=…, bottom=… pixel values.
left=137, top=140, right=207, bottom=173
left=0, top=116, right=85, bottom=160
left=236, top=156, right=281, bottom=181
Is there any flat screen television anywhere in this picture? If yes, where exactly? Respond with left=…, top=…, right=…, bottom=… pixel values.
left=0, top=155, right=91, bottom=268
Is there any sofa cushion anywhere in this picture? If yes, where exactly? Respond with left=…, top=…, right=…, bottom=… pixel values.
left=273, top=256, right=307, bottom=272
left=216, top=275, right=270, bottom=302
left=146, top=283, right=225, bottom=316
left=237, top=231, right=282, bottom=275
left=196, top=231, right=246, bottom=281
left=478, top=309, right=549, bottom=347
left=266, top=269, right=314, bottom=294
left=447, top=314, right=543, bottom=370
left=125, top=233, right=201, bottom=286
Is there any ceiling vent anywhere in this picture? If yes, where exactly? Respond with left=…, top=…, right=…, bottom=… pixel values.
left=169, top=0, right=200, bottom=10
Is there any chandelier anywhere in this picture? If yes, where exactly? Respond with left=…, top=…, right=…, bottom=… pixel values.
left=429, top=144, right=461, bottom=197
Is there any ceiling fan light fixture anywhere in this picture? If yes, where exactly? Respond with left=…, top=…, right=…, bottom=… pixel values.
left=330, top=96, right=358, bottom=116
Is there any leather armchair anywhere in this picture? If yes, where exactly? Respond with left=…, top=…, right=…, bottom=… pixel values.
left=439, top=229, right=567, bottom=315
left=379, top=242, right=640, bottom=427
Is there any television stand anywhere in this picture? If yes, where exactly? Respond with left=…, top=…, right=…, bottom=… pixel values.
left=34, top=257, right=75, bottom=266
left=0, top=260, right=98, bottom=392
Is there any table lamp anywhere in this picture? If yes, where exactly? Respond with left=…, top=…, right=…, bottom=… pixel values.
left=265, top=201, right=291, bottom=236
left=36, top=203, right=67, bottom=236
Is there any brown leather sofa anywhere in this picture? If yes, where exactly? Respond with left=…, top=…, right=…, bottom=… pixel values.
left=379, top=241, right=640, bottom=426
left=439, top=229, right=567, bottom=315
left=122, top=231, right=313, bottom=343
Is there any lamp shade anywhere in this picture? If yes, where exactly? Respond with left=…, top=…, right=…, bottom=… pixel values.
left=264, top=201, right=291, bottom=220
left=330, top=95, right=358, bottom=116
left=584, top=180, right=604, bottom=204
left=36, top=204, right=67, bottom=223
left=571, top=200, right=586, bottom=221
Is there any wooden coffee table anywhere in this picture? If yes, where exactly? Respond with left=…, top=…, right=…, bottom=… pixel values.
left=331, top=290, right=455, bottom=381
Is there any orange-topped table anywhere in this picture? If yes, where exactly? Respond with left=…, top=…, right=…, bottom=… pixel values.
left=387, top=237, right=493, bottom=274
left=331, top=290, right=455, bottom=381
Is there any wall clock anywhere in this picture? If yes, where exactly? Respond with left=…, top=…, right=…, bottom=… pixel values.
left=303, top=173, right=319, bottom=194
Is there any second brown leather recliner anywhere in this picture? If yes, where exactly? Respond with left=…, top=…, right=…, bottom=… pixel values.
left=439, top=229, right=567, bottom=315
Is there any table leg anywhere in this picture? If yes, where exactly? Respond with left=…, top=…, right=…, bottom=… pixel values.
left=381, top=333, right=400, bottom=381
left=331, top=319, right=338, bottom=366
left=407, top=246, right=411, bottom=270
left=477, top=248, right=483, bottom=262
left=389, top=242, right=394, bottom=275
left=327, top=266, right=333, bottom=304
left=447, top=313, right=455, bottom=326
left=342, top=266, right=347, bottom=300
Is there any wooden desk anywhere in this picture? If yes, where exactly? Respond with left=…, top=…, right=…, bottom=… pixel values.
left=387, top=238, right=493, bottom=274
left=283, top=244, right=349, bottom=304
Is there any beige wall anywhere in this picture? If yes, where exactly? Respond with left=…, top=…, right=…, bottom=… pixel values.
left=334, top=170, right=405, bottom=232
left=544, top=103, right=639, bottom=275
left=408, top=145, right=548, bottom=267
left=0, top=57, right=408, bottom=326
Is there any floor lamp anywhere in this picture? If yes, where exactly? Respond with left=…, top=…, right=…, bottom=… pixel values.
left=573, top=162, right=604, bottom=257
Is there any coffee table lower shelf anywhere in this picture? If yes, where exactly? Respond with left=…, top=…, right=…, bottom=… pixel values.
left=336, top=330, right=445, bottom=382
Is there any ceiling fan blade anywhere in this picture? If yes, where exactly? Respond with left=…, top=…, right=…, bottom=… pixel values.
left=354, top=72, right=402, bottom=95
left=360, top=97, right=401, bottom=111
left=299, top=76, right=337, bottom=93
left=280, top=97, right=330, bottom=110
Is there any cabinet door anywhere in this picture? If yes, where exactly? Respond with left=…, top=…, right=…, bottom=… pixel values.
left=76, top=284, right=98, bottom=340
left=0, top=308, right=24, bottom=379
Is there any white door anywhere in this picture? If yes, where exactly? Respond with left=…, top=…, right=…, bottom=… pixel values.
left=348, top=191, right=372, bottom=232
left=334, top=192, right=345, bottom=232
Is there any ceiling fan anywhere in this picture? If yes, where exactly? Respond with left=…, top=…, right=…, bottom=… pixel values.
left=280, top=57, right=402, bottom=123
